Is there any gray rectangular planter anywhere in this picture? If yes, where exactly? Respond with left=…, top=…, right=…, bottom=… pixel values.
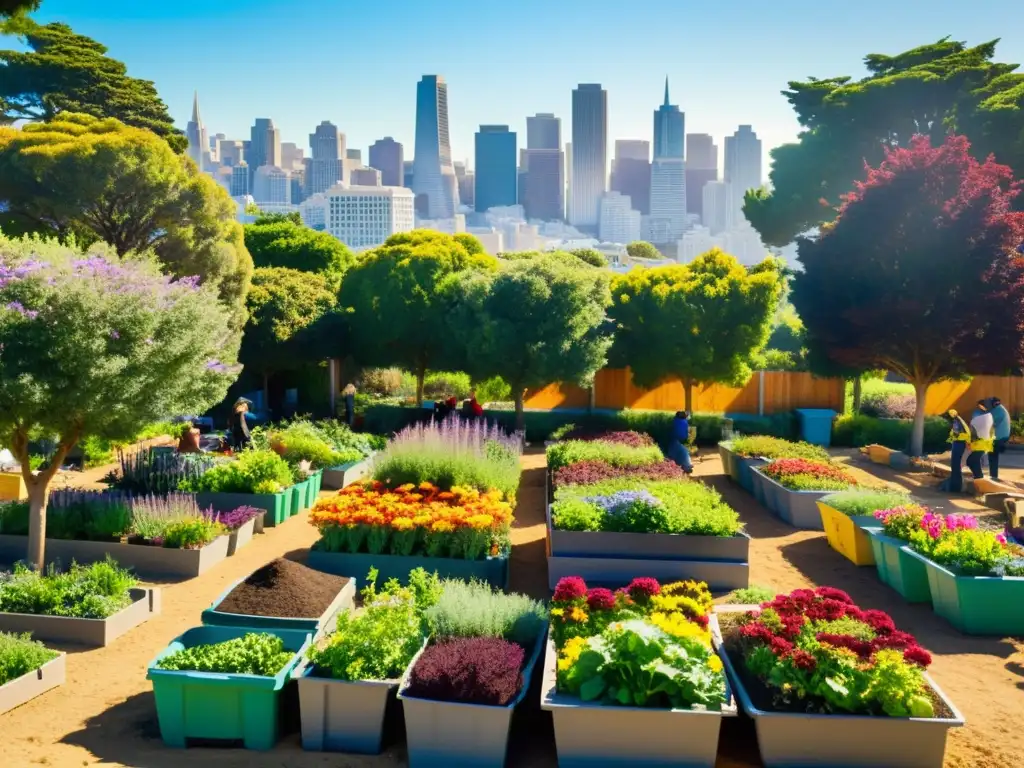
left=0, top=534, right=229, bottom=579
left=0, top=587, right=160, bottom=646
left=541, top=621, right=736, bottom=768
left=225, top=516, right=258, bottom=557
left=0, top=653, right=66, bottom=715
left=750, top=467, right=830, bottom=530
left=295, top=670, right=396, bottom=754
left=718, top=639, right=964, bottom=767
left=546, top=553, right=748, bottom=592
left=718, top=443, right=766, bottom=494
left=321, top=456, right=373, bottom=490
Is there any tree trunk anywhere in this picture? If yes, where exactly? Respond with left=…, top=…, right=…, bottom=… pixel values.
left=13, top=431, right=75, bottom=570
left=852, top=376, right=862, bottom=414
left=514, top=389, right=526, bottom=432
left=683, top=378, right=694, bottom=414
left=416, top=365, right=426, bottom=407
left=910, top=379, right=930, bottom=457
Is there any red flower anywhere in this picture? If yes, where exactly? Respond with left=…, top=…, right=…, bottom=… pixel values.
left=815, top=586, right=854, bottom=604
left=789, top=649, right=817, bottom=671
left=553, top=576, right=587, bottom=602
left=769, top=636, right=794, bottom=657
left=627, top=577, right=661, bottom=602
left=740, top=622, right=774, bottom=643
left=693, top=613, right=710, bottom=628
left=805, top=598, right=849, bottom=622
left=779, top=615, right=805, bottom=639
left=902, top=645, right=933, bottom=668
left=871, top=630, right=917, bottom=651
left=861, top=609, right=896, bottom=635
left=586, top=587, right=617, bottom=611
left=816, top=633, right=872, bottom=658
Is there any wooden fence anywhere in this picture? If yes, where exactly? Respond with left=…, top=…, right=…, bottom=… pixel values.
left=923, top=376, right=1024, bottom=416
left=523, top=369, right=845, bottom=414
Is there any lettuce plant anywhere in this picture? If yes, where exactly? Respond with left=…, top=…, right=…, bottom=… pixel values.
left=157, top=632, right=293, bottom=676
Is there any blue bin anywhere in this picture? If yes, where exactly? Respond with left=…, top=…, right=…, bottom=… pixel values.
left=794, top=408, right=837, bottom=447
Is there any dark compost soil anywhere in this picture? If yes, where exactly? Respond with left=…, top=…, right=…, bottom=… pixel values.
left=215, top=557, right=350, bottom=618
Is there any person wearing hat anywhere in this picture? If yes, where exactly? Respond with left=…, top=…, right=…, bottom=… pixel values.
left=988, top=396, right=1011, bottom=481
left=965, top=399, right=995, bottom=481
left=945, top=408, right=971, bottom=492
left=231, top=398, right=252, bottom=451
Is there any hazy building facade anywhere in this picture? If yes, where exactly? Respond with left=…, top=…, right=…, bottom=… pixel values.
left=724, top=125, right=762, bottom=229
left=610, top=139, right=650, bottom=216
left=351, top=167, right=382, bottom=186
left=648, top=79, right=686, bottom=243
left=569, top=84, right=608, bottom=229
left=248, top=118, right=281, bottom=187
left=413, top=76, right=460, bottom=219
left=599, top=190, right=641, bottom=244
left=527, top=113, right=561, bottom=150
left=474, top=125, right=517, bottom=213
left=702, top=180, right=728, bottom=234
left=324, top=183, right=415, bottom=250
left=685, top=133, right=718, bottom=219
left=369, top=137, right=404, bottom=187
left=253, top=165, right=291, bottom=205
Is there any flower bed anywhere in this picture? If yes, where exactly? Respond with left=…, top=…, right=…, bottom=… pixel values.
left=541, top=576, right=734, bottom=767
left=551, top=459, right=685, bottom=493
left=718, top=587, right=963, bottom=767
left=720, top=437, right=831, bottom=495
left=206, top=505, right=262, bottom=556
left=752, top=459, right=859, bottom=530
left=547, top=439, right=665, bottom=474
left=817, top=490, right=912, bottom=566
left=0, top=632, right=64, bottom=715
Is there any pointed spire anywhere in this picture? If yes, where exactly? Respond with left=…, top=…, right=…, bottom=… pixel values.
left=664, top=76, right=670, bottom=106
left=191, top=91, right=202, bottom=125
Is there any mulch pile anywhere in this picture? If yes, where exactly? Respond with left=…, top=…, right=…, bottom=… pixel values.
left=215, top=558, right=350, bottom=618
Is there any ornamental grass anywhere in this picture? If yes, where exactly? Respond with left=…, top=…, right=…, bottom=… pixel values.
left=762, top=458, right=859, bottom=491
left=819, top=489, right=913, bottom=517
left=309, top=481, right=513, bottom=561
left=546, top=439, right=665, bottom=472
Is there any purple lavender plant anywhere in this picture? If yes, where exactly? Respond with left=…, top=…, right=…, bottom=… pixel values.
left=582, top=490, right=661, bottom=516
left=129, top=493, right=204, bottom=541
left=204, top=505, right=261, bottom=530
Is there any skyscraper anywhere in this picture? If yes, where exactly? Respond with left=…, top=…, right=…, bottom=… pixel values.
left=281, top=142, right=305, bottom=172
left=527, top=113, right=561, bottom=150
left=310, top=121, right=344, bottom=161
left=369, top=137, right=405, bottom=187
left=685, top=133, right=718, bottom=219
left=522, top=114, right=564, bottom=221
left=649, top=78, right=686, bottom=243
left=413, top=75, right=459, bottom=218
left=305, top=121, right=346, bottom=196
left=599, top=191, right=641, bottom=244
left=610, top=139, right=650, bottom=216
left=248, top=118, right=281, bottom=186
left=702, top=180, right=727, bottom=234
left=186, top=92, right=209, bottom=172
left=253, top=165, right=291, bottom=205
left=474, top=126, right=517, bottom=213
left=569, top=84, right=608, bottom=229
left=724, top=125, right=762, bottom=229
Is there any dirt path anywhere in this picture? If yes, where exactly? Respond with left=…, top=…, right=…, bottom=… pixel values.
left=1, top=450, right=1021, bottom=767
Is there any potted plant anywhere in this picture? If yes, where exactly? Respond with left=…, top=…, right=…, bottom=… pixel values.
left=294, top=567, right=441, bottom=754
left=817, top=490, right=912, bottom=566
left=0, top=632, right=64, bottom=715
left=752, top=458, right=859, bottom=529
left=717, top=586, right=963, bottom=767
left=397, top=579, right=547, bottom=767
left=866, top=506, right=934, bottom=603
left=541, top=576, right=734, bottom=767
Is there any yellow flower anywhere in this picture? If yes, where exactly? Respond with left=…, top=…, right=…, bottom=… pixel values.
left=558, top=636, right=588, bottom=670
left=550, top=608, right=564, bottom=617
left=390, top=517, right=415, bottom=532
left=430, top=520, right=456, bottom=533
left=649, top=611, right=711, bottom=646
left=465, top=514, right=495, bottom=530
left=569, top=607, right=589, bottom=623
left=708, top=655, right=723, bottom=673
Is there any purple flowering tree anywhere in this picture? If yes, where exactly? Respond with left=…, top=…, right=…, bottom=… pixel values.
left=0, top=235, right=240, bottom=567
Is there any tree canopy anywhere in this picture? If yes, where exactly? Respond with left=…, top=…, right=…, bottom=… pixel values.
left=608, top=249, right=784, bottom=411
left=792, top=134, right=1024, bottom=454
left=243, top=217, right=354, bottom=286
left=569, top=247, right=608, bottom=267
left=0, top=234, right=239, bottom=566
left=744, top=38, right=1024, bottom=246
left=0, top=113, right=253, bottom=328
left=626, top=240, right=660, bottom=260
left=1, top=0, right=38, bottom=17
left=0, top=19, right=186, bottom=151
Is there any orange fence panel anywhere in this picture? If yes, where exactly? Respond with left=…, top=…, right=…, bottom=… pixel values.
left=924, top=376, right=1024, bottom=416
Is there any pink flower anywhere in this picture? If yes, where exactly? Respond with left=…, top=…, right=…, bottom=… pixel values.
left=861, top=609, right=896, bottom=635
left=586, top=587, right=617, bottom=611
left=553, top=576, right=587, bottom=602
left=814, top=586, right=854, bottom=604
left=627, top=577, right=661, bottom=602
left=903, top=645, right=933, bottom=667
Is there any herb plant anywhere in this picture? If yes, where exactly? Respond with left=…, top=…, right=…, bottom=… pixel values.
left=0, top=632, right=60, bottom=686
left=819, top=490, right=913, bottom=517
left=156, top=632, right=294, bottom=676
left=404, top=636, right=525, bottom=706
left=762, top=458, right=858, bottom=491
left=0, top=559, right=136, bottom=619
left=424, top=579, right=547, bottom=647
left=729, top=436, right=831, bottom=462
left=179, top=449, right=295, bottom=494
left=546, top=440, right=664, bottom=472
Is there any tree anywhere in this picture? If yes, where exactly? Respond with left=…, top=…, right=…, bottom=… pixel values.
left=338, top=230, right=498, bottom=404
left=500, top=249, right=601, bottom=269
left=0, top=235, right=239, bottom=567
left=241, top=267, right=337, bottom=407
left=744, top=39, right=1024, bottom=247
left=243, top=217, right=354, bottom=287
left=626, top=240, right=660, bottom=260
left=449, top=257, right=613, bottom=429
left=608, top=249, right=784, bottom=412
left=0, top=113, right=253, bottom=328
left=793, top=134, right=1024, bottom=455
left=0, top=20, right=186, bottom=151
left=1, top=1, right=38, bottom=17
left=569, top=248, right=607, bottom=267
left=453, top=233, right=486, bottom=255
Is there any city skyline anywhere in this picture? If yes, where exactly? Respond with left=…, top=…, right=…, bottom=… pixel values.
left=24, top=0, right=1024, bottom=174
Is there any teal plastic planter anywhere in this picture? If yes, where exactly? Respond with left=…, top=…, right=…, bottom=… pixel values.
left=309, top=469, right=323, bottom=498
left=146, top=625, right=311, bottom=750
left=913, top=552, right=1024, bottom=635
left=867, top=529, right=932, bottom=603
left=290, top=478, right=310, bottom=516
left=307, top=549, right=510, bottom=589
left=196, top=485, right=304, bottom=529
left=794, top=408, right=837, bottom=447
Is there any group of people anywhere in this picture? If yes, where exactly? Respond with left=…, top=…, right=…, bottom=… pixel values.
left=946, top=396, right=1011, bottom=492
left=434, top=389, right=485, bottom=420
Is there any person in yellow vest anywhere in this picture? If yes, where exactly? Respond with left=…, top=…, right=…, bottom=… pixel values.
left=945, top=409, right=971, bottom=493
left=966, top=399, right=995, bottom=481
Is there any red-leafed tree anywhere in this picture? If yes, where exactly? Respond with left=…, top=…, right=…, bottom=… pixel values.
left=793, top=134, right=1024, bottom=455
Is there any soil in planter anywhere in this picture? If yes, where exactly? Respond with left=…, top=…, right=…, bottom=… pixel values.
left=717, top=613, right=954, bottom=720
left=215, top=558, right=350, bottom=619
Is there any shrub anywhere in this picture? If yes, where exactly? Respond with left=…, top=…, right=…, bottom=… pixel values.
left=424, top=580, right=547, bottom=647
left=44, top=494, right=132, bottom=541
left=0, top=559, right=136, bottom=619
left=205, top=505, right=262, bottom=531
left=357, top=367, right=405, bottom=396
left=547, top=440, right=664, bottom=472
left=551, top=429, right=655, bottom=447
left=180, top=449, right=294, bottom=494
left=859, top=392, right=917, bottom=419
left=423, top=371, right=472, bottom=401
left=723, top=585, right=776, bottom=605
left=473, top=376, right=512, bottom=403
left=729, top=436, right=830, bottom=462
left=819, top=490, right=912, bottom=517
left=156, top=632, right=294, bottom=676
left=109, top=451, right=217, bottom=495
left=404, top=636, right=525, bottom=706
left=161, top=517, right=225, bottom=549
left=0, top=500, right=29, bottom=535
left=127, top=493, right=220, bottom=546
left=553, top=459, right=685, bottom=489
left=831, top=414, right=949, bottom=453
left=0, top=632, right=60, bottom=686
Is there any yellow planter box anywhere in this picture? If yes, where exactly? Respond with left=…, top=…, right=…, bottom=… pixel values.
left=0, top=473, right=26, bottom=502
left=817, top=502, right=876, bottom=566
left=866, top=444, right=894, bottom=466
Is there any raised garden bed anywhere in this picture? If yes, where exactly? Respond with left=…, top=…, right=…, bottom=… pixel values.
left=201, top=558, right=355, bottom=639
left=749, top=467, right=830, bottom=530
left=717, top=442, right=766, bottom=494
left=817, top=502, right=876, bottom=566
left=226, top=516, right=259, bottom=557
left=0, top=587, right=160, bottom=646
left=0, top=653, right=65, bottom=715
left=147, top=626, right=311, bottom=750
left=196, top=486, right=298, bottom=530
left=321, top=457, right=373, bottom=491
left=0, top=534, right=229, bottom=579
left=306, top=549, right=509, bottom=589
left=866, top=529, right=932, bottom=603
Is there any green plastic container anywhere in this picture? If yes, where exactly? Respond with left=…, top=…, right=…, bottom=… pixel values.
left=196, top=489, right=291, bottom=527
left=290, top=478, right=310, bottom=516
left=309, top=469, right=323, bottom=499
left=146, top=625, right=311, bottom=750
left=915, top=553, right=1024, bottom=635
left=867, top=529, right=932, bottom=603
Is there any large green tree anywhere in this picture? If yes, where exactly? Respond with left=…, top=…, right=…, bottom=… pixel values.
left=450, top=257, right=614, bottom=429
left=243, top=216, right=354, bottom=288
left=793, top=134, right=1024, bottom=456
left=608, top=249, right=784, bottom=412
left=0, top=113, right=252, bottom=327
left=745, top=39, right=1024, bottom=246
left=338, top=230, right=498, bottom=403
left=0, top=19, right=186, bottom=151
left=1, top=1, right=38, bottom=17
left=626, top=241, right=660, bottom=260
left=0, top=234, right=239, bottom=567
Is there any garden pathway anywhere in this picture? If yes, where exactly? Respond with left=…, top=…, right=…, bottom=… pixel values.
left=0, top=450, right=1021, bottom=767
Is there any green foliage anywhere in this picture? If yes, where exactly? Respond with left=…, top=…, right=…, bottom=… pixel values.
left=260, top=421, right=362, bottom=468
left=0, top=632, right=58, bottom=686
left=757, top=348, right=804, bottom=372
left=180, top=450, right=294, bottom=494
left=831, top=414, right=949, bottom=454
left=423, top=371, right=472, bottom=400
left=625, top=241, right=660, bottom=260
left=723, top=585, right=776, bottom=605
left=0, top=500, right=28, bottom=534
left=553, top=478, right=742, bottom=537
left=819, top=490, right=912, bottom=517
left=424, top=579, right=547, bottom=648
left=307, top=419, right=380, bottom=458
left=568, top=248, right=607, bottom=267
left=243, top=219, right=354, bottom=284
left=161, top=517, right=225, bottom=549
left=729, top=436, right=830, bottom=461
left=473, top=376, right=512, bottom=403
left=371, top=439, right=521, bottom=501
left=156, top=632, right=294, bottom=676
left=780, top=474, right=854, bottom=491
left=44, top=499, right=130, bottom=541
left=919, top=528, right=1012, bottom=576
left=546, top=440, right=664, bottom=472
left=0, top=20, right=186, bottom=151
left=453, top=233, right=486, bottom=255
left=0, top=114, right=252, bottom=328
left=0, top=559, right=136, bottom=618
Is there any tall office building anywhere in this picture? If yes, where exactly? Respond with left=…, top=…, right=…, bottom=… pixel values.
left=305, top=121, right=346, bottom=196
left=310, top=121, right=344, bottom=160
left=351, top=167, right=382, bottom=186
left=702, top=180, right=728, bottom=234
left=564, top=142, right=572, bottom=219
left=685, top=133, right=718, bottom=219
left=253, top=166, right=291, bottom=205
left=569, top=84, right=608, bottom=229
left=248, top=118, right=281, bottom=187
left=475, top=126, right=517, bottom=213
left=454, top=162, right=475, bottom=209
left=527, top=113, right=561, bottom=150
left=413, top=75, right=460, bottom=218
left=230, top=163, right=249, bottom=197
left=522, top=149, right=564, bottom=221
left=648, top=78, right=686, bottom=243
left=323, top=183, right=415, bottom=250
left=403, top=160, right=415, bottom=189
left=724, top=125, right=762, bottom=229
left=599, top=191, right=641, bottom=244
left=369, top=137, right=404, bottom=187
left=281, top=142, right=305, bottom=172
left=610, top=139, right=650, bottom=216
left=217, top=139, right=245, bottom=167
left=186, top=92, right=210, bottom=172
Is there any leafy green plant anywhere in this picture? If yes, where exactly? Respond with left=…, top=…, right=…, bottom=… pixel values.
left=0, top=501, right=29, bottom=535
left=425, top=579, right=547, bottom=648
left=546, top=440, right=664, bottom=472
left=723, top=585, right=776, bottom=605
left=156, top=632, right=294, bottom=676
left=729, top=436, right=830, bottom=462
left=180, top=449, right=294, bottom=494
left=831, top=414, right=949, bottom=454
left=0, top=632, right=60, bottom=686
left=918, top=528, right=1013, bottom=576
left=161, top=517, right=225, bottom=549
left=819, top=490, right=912, bottom=517
left=0, top=558, right=136, bottom=619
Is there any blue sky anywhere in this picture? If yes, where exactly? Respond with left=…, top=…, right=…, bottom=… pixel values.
left=21, top=0, right=1024, bottom=172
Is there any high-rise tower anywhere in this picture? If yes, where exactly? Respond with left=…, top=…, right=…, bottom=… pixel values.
left=248, top=118, right=281, bottom=187
left=724, top=125, right=762, bottom=229
left=685, top=133, right=718, bottom=219
left=413, top=75, right=460, bottom=219
left=474, top=125, right=517, bottom=213
left=648, top=78, right=687, bottom=243
left=306, top=121, right=346, bottom=195
left=186, top=92, right=209, bottom=172
left=522, top=114, right=564, bottom=221
left=369, top=137, right=405, bottom=187
left=569, top=84, right=608, bottom=229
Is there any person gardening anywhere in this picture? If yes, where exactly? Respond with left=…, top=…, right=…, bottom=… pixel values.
left=988, top=396, right=1011, bottom=481
left=670, top=410, right=694, bottom=475
left=944, top=409, right=971, bottom=493
left=966, top=399, right=995, bottom=481
left=342, top=383, right=356, bottom=427
left=231, top=397, right=252, bottom=452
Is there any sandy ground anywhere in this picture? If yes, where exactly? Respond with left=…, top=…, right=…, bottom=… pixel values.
left=1, top=449, right=1022, bottom=767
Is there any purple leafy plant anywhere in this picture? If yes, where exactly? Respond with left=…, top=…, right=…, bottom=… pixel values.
left=205, top=505, right=261, bottom=530
left=553, top=459, right=684, bottom=489
left=404, top=636, right=525, bottom=706
left=556, top=429, right=655, bottom=448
